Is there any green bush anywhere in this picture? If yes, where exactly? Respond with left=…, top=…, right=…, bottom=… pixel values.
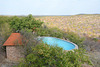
left=17, top=43, right=92, bottom=67
left=10, top=14, right=43, bottom=32
left=36, top=27, right=64, bottom=38
left=0, top=22, right=12, bottom=51
left=35, top=27, right=49, bottom=36
left=19, top=30, right=40, bottom=56
left=64, top=32, right=85, bottom=47
left=48, top=28, right=64, bottom=38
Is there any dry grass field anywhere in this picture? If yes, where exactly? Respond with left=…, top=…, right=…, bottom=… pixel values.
left=35, top=14, right=100, bottom=38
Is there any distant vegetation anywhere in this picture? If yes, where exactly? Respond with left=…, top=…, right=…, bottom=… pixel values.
left=35, top=14, right=100, bottom=38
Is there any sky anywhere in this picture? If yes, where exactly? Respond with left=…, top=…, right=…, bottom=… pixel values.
left=0, top=0, right=100, bottom=15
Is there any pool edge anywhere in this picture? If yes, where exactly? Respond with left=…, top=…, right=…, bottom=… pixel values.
left=37, top=36, right=78, bottom=51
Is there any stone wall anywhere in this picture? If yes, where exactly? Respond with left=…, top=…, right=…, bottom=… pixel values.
left=6, top=46, right=24, bottom=62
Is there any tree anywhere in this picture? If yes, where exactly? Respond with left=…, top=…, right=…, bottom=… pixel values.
left=10, top=14, right=43, bottom=32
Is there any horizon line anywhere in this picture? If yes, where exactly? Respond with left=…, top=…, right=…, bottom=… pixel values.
left=0, top=13, right=100, bottom=16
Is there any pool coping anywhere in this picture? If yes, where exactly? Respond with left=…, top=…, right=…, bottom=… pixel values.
left=37, top=36, right=78, bottom=51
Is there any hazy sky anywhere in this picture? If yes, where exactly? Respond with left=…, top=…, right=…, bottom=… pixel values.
left=0, top=0, right=100, bottom=15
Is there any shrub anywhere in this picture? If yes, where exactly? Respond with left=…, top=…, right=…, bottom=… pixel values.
left=64, top=32, right=85, bottom=47
left=83, top=38, right=100, bottom=52
left=19, top=30, right=40, bottom=56
left=36, top=27, right=64, bottom=38
left=0, top=22, right=12, bottom=51
left=48, top=28, right=64, bottom=38
left=10, top=14, right=43, bottom=32
left=17, top=43, right=92, bottom=67
left=90, top=56, right=100, bottom=67
left=35, top=27, right=49, bottom=36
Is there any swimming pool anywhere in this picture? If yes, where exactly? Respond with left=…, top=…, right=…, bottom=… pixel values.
left=38, top=37, right=78, bottom=50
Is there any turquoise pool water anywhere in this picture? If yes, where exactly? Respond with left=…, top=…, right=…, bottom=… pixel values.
left=38, top=37, right=75, bottom=50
